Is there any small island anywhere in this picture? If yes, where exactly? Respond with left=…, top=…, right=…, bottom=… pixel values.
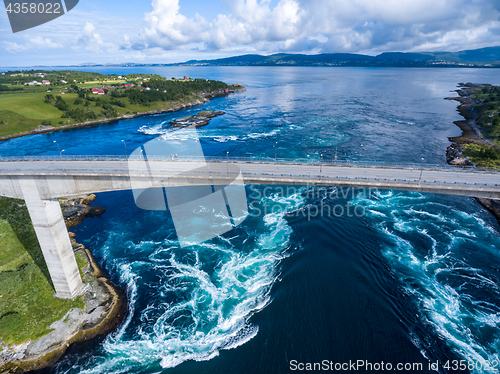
left=170, top=110, right=225, bottom=127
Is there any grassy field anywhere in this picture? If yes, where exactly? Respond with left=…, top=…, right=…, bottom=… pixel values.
left=0, top=93, right=62, bottom=119
left=0, top=197, right=84, bottom=345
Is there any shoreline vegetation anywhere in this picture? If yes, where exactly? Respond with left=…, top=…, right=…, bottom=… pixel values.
left=445, top=83, right=500, bottom=223
left=0, top=69, right=245, bottom=141
left=0, top=194, right=126, bottom=374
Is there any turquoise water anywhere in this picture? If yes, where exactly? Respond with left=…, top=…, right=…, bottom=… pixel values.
left=2, top=67, right=500, bottom=373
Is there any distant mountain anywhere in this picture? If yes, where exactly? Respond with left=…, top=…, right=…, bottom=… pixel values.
left=161, top=46, right=500, bottom=68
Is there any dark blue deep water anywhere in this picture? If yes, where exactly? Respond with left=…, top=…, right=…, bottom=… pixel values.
left=2, top=67, right=500, bottom=373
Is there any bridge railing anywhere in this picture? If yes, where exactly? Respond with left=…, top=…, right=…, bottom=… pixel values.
left=0, top=155, right=498, bottom=174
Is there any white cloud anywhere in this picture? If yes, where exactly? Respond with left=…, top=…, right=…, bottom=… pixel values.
left=3, top=36, right=63, bottom=53
left=76, top=22, right=115, bottom=52
left=137, top=0, right=500, bottom=55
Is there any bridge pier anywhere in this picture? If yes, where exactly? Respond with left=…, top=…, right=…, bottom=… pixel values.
left=19, top=178, right=83, bottom=299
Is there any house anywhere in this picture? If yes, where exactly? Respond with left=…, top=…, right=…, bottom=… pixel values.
left=61, top=80, right=67, bottom=84
left=92, top=88, right=105, bottom=95
left=145, top=87, right=151, bottom=91
left=101, top=86, right=109, bottom=90
left=42, top=80, right=50, bottom=85
left=121, top=83, right=133, bottom=87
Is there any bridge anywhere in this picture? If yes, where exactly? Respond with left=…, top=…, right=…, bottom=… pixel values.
left=1, top=155, right=499, bottom=298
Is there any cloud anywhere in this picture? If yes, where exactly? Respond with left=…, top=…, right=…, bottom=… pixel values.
left=138, top=0, right=500, bottom=55
left=3, top=36, right=63, bottom=53
left=76, top=22, right=114, bottom=52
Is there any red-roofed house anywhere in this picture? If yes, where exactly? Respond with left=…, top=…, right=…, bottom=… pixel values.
left=42, top=80, right=50, bottom=85
left=101, top=86, right=109, bottom=90
left=92, top=88, right=105, bottom=95
left=121, top=83, right=133, bottom=87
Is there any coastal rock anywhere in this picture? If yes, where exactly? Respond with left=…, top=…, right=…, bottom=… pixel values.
left=476, top=198, right=500, bottom=224
left=170, top=110, right=225, bottom=128
left=446, top=144, right=473, bottom=165
left=34, top=125, right=54, bottom=132
left=60, top=194, right=106, bottom=229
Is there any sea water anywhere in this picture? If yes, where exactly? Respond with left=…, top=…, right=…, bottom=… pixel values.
left=1, top=67, right=500, bottom=374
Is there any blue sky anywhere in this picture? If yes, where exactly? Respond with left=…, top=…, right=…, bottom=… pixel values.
left=1, top=0, right=500, bottom=67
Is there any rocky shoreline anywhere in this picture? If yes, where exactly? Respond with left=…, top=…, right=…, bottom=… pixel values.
left=0, top=195, right=126, bottom=374
left=0, top=87, right=246, bottom=143
left=445, top=83, right=500, bottom=224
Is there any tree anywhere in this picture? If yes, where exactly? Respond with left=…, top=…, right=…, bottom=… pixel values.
left=54, top=96, right=68, bottom=111
left=44, top=94, right=55, bottom=104
left=493, top=116, right=500, bottom=127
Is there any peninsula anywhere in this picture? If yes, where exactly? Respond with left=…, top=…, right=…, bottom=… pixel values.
left=0, top=70, right=245, bottom=141
left=446, top=83, right=500, bottom=221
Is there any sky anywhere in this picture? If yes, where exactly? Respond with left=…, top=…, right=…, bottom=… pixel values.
left=1, top=0, right=500, bottom=67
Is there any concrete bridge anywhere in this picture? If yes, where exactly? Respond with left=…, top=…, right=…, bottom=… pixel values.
left=1, top=156, right=499, bottom=298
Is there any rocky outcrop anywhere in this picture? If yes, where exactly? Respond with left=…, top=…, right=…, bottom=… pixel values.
left=60, top=194, right=105, bottom=229
left=446, top=144, right=473, bottom=166
left=170, top=110, right=225, bottom=128
left=476, top=198, right=500, bottom=224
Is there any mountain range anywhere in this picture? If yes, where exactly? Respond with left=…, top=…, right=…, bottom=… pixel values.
left=97, top=46, right=500, bottom=68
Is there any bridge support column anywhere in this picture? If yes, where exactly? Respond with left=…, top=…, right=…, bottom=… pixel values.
left=19, top=178, right=83, bottom=299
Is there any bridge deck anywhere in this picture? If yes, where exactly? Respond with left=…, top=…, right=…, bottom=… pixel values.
left=0, top=159, right=499, bottom=199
